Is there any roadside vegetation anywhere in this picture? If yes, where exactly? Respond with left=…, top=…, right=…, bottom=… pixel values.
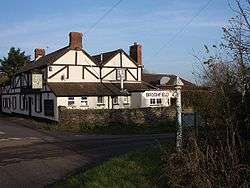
left=159, top=1, right=250, bottom=187
left=51, top=144, right=174, bottom=188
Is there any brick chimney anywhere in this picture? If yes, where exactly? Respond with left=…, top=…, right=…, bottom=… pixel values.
left=69, top=32, right=83, bottom=50
left=34, top=48, right=45, bottom=60
left=129, top=42, right=142, bottom=66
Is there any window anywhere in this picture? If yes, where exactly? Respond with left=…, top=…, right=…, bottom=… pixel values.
left=123, top=96, right=129, bottom=104
left=3, top=98, right=7, bottom=108
left=68, top=97, right=75, bottom=106
left=2, top=99, right=4, bottom=108
left=150, top=98, right=156, bottom=105
left=12, top=97, right=16, bottom=110
left=157, top=98, right=162, bottom=104
left=20, top=95, right=26, bottom=110
left=81, top=96, right=88, bottom=106
left=113, top=96, right=118, bottom=104
left=35, top=94, right=42, bottom=113
left=49, top=66, right=53, bottom=71
left=97, top=96, right=104, bottom=104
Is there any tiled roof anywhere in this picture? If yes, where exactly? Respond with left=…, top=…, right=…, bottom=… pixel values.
left=17, top=46, right=70, bottom=74
left=48, top=82, right=156, bottom=97
left=92, top=49, right=120, bottom=65
left=17, top=47, right=97, bottom=74
left=142, top=73, right=195, bottom=89
left=92, top=49, right=139, bottom=67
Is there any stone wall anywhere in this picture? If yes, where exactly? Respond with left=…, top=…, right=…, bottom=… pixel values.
left=58, top=107, right=176, bottom=126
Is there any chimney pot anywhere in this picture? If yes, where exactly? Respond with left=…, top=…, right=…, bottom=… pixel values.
left=69, top=32, right=83, bottom=50
left=129, top=42, right=142, bottom=66
left=34, top=48, right=45, bottom=60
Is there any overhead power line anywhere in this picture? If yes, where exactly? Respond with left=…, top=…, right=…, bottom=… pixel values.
left=147, top=0, right=213, bottom=62
left=85, top=0, right=123, bottom=34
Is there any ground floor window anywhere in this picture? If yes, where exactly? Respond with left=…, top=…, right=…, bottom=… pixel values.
left=113, top=96, right=118, bottom=104
left=97, top=96, right=104, bottom=104
left=81, top=96, right=88, bottom=106
left=123, top=96, right=129, bottom=104
left=35, top=94, right=42, bottom=113
left=68, top=97, right=75, bottom=106
left=20, top=95, right=26, bottom=110
left=12, top=97, right=16, bottom=110
left=150, top=98, right=162, bottom=105
left=157, top=98, right=162, bottom=104
left=3, top=98, right=10, bottom=108
left=150, top=98, right=156, bottom=105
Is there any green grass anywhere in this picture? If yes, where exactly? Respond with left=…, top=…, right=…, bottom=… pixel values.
left=42, top=121, right=176, bottom=135
left=51, top=145, right=174, bottom=188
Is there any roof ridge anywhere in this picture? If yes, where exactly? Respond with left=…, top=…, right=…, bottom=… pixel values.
left=92, top=49, right=121, bottom=57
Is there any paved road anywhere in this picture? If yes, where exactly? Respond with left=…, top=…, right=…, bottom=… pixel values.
left=0, top=115, right=175, bottom=188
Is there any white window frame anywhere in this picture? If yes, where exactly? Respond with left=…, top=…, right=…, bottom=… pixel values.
left=97, top=96, right=104, bottom=104
left=156, top=98, right=162, bottom=104
left=150, top=98, right=156, bottom=105
left=113, top=96, right=118, bottom=104
left=68, top=97, right=75, bottom=106
left=81, top=96, right=88, bottom=106
left=123, top=96, right=129, bottom=104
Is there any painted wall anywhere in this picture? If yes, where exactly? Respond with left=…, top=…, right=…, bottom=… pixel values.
left=57, top=96, right=131, bottom=110
left=47, top=50, right=141, bottom=84
left=1, top=92, right=58, bottom=121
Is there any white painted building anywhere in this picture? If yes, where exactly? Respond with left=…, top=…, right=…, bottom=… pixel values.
left=0, top=32, right=177, bottom=121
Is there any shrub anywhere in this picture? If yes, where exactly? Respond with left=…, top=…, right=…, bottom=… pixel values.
left=160, top=136, right=250, bottom=187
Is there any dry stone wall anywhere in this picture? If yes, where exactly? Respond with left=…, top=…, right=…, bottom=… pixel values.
left=58, top=107, right=176, bottom=126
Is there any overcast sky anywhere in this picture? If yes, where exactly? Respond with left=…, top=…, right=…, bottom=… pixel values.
left=0, top=0, right=235, bottom=81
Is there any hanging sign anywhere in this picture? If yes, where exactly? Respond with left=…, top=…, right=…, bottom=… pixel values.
left=32, top=74, right=43, bottom=89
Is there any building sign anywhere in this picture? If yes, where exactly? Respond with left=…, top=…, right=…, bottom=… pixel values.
left=143, top=91, right=169, bottom=99
left=117, top=68, right=125, bottom=80
left=32, top=74, right=43, bottom=89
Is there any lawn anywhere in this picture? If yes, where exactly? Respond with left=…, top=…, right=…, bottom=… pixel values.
left=51, top=145, right=174, bottom=188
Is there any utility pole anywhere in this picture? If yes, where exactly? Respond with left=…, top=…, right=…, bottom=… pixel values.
left=174, top=76, right=184, bottom=151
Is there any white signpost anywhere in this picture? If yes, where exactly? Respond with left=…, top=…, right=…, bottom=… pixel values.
left=174, top=76, right=184, bottom=151
left=32, top=74, right=43, bottom=89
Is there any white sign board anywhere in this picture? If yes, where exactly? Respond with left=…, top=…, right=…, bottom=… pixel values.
left=117, top=68, right=125, bottom=80
left=32, top=74, right=43, bottom=89
left=143, top=91, right=169, bottom=99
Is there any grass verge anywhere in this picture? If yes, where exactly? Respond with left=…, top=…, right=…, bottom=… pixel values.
left=51, top=144, right=174, bottom=188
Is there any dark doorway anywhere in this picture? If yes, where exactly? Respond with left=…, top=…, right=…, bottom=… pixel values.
left=44, top=99, right=54, bottom=117
left=28, top=97, right=32, bottom=117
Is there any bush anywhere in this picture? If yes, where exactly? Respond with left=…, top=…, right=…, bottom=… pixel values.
left=160, top=136, right=250, bottom=187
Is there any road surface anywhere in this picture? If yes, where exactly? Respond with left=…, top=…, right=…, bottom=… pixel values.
left=0, top=115, right=174, bottom=188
